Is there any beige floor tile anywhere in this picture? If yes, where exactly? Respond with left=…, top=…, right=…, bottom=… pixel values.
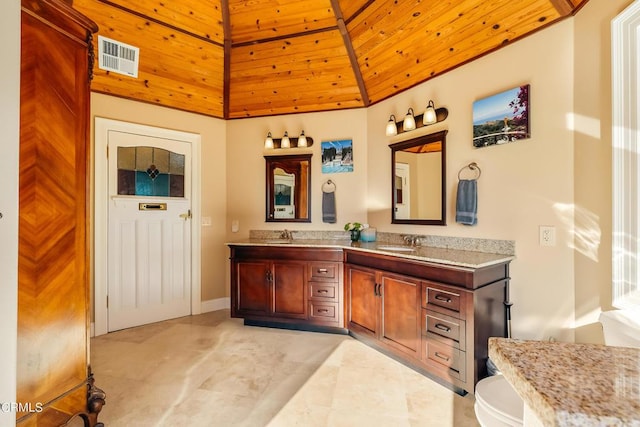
left=91, top=310, right=480, bottom=427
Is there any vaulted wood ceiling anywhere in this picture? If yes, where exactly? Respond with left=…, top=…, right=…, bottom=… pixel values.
left=73, top=0, right=587, bottom=119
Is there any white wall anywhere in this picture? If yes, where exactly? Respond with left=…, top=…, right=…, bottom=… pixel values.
left=91, top=94, right=228, bottom=301
left=87, top=0, right=631, bottom=343
left=226, top=109, right=369, bottom=237
left=572, top=0, right=632, bottom=343
left=226, top=21, right=578, bottom=342
left=0, top=2, right=20, bottom=425
left=369, top=21, right=576, bottom=342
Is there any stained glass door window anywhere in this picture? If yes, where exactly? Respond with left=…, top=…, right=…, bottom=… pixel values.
left=117, top=146, right=185, bottom=197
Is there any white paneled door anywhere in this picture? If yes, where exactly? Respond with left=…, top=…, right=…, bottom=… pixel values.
left=107, top=131, right=192, bottom=332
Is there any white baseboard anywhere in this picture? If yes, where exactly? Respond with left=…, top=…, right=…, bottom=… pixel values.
left=200, top=297, right=230, bottom=313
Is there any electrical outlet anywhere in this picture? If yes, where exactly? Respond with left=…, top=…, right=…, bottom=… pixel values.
left=231, top=220, right=239, bottom=233
left=539, top=226, right=556, bottom=247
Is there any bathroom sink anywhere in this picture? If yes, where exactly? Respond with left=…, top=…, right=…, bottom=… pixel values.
left=377, top=245, right=416, bottom=252
left=262, top=239, right=293, bottom=244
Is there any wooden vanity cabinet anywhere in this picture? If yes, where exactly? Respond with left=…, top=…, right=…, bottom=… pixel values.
left=346, top=265, right=422, bottom=358
left=234, top=259, right=307, bottom=319
left=345, top=249, right=509, bottom=395
left=230, top=246, right=344, bottom=330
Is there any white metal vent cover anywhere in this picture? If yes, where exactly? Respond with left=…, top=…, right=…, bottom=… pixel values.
left=98, top=35, right=140, bottom=78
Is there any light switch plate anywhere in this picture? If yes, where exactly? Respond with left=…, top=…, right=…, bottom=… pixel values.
left=231, top=220, right=239, bottom=233
left=202, top=216, right=212, bottom=226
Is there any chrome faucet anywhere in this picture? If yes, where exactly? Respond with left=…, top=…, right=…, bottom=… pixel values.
left=403, top=235, right=422, bottom=246
left=280, top=229, right=293, bottom=240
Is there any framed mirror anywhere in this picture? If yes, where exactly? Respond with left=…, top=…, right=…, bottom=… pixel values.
left=390, top=130, right=447, bottom=225
left=265, top=154, right=312, bottom=222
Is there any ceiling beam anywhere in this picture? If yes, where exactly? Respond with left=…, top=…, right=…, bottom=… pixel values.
left=330, top=0, right=369, bottom=106
left=548, top=0, right=574, bottom=15
left=221, top=0, right=231, bottom=119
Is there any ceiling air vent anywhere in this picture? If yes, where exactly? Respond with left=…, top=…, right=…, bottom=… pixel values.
left=98, top=35, right=139, bottom=78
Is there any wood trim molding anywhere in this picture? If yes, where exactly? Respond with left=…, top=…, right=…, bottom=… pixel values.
left=221, top=0, right=231, bottom=119
left=548, top=0, right=574, bottom=16
left=330, top=0, right=369, bottom=106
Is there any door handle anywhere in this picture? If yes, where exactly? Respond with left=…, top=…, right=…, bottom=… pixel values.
left=179, top=210, right=192, bottom=220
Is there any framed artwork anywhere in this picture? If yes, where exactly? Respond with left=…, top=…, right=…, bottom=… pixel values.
left=473, top=84, right=530, bottom=148
left=321, top=139, right=353, bottom=173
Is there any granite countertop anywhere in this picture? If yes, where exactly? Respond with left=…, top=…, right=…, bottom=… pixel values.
left=227, top=238, right=514, bottom=269
left=488, top=337, right=640, bottom=426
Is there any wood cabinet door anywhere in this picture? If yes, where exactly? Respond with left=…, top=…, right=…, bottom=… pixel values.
left=18, top=5, right=91, bottom=419
left=380, top=273, right=422, bottom=357
left=346, top=265, right=379, bottom=337
left=234, top=261, right=270, bottom=316
left=272, top=261, right=307, bottom=319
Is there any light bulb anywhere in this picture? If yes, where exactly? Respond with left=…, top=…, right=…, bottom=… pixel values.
left=281, top=131, right=290, bottom=148
left=423, top=100, right=437, bottom=125
left=403, top=108, right=416, bottom=131
left=385, top=115, right=397, bottom=136
left=297, top=130, right=307, bottom=147
left=264, top=132, right=274, bottom=149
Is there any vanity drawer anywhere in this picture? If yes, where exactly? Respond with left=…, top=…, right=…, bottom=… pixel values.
left=309, top=283, right=337, bottom=300
left=424, top=338, right=465, bottom=380
left=424, top=310, right=466, bottom=350
left=308, top=262, right=339, bottom=282
left=423, top=282, right=465, bottom=318
left=308, top=302, right=339, bottom=323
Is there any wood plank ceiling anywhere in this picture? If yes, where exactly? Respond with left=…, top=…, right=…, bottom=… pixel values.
left=73, top=0, right=588, bottom=119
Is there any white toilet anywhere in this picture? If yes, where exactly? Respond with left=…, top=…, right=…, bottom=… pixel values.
left=474, top=374, right=524, bottom=427
left=474, top=309, right=640, bottom=427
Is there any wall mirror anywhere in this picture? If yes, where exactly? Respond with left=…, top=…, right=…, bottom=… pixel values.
left=390, top=130, right=447, bottom=225
left=265, top=154, right=312, bottom=222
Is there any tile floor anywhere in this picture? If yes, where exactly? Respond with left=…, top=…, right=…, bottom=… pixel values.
left=91, top=310, right=480, bottom=426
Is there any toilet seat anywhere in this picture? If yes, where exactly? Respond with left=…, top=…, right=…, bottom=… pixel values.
left=474, top=375, right=524, bottom=427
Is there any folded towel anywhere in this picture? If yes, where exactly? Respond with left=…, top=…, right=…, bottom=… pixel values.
left=456, top=179, right=478, bottom=225
left=322, top=191, right=336, bottom=223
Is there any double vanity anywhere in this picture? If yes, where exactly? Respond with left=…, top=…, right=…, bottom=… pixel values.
left=229, top=232, right=514, bottom=395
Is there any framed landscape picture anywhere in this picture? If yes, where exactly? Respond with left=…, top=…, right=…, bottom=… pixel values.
left=472, top=85, right=530, bottom=148
left=321, top=139, right=353, bottom=173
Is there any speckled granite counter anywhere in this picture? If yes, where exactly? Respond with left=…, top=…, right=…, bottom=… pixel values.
left=228, top=238, right=514, bottom=269
left=489, top=338, right=640, bottom=426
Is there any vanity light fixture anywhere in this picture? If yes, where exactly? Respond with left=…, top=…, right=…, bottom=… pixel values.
left=385, top=115, right=398, bottom=136
left=281, top=131, right=291, bottom=148
left=403, top=108, right=416, bottom=131
left=263, top=131, right=314, bottom=149
left=386, top=101, right=449, bottom=136
left=423, top=100, right=437, bottom=125
left=264, top=132, right=274, bottom=149
left=297, top=130, right=308, bottom=147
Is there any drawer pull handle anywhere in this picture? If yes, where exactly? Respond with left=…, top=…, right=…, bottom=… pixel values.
left=434, top=352, right=450, bottom=362
left=317, top=268, right=328, bottom=273
left=317, top=289, right=329, bottom=293
left=435, top=294, right=452, bottom=303
left=317, top=309, right=329, bottom=313
left=435, top=323, right=451, bottom=332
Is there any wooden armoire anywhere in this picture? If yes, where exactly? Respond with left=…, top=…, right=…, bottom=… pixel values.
left=18, top=0, right=104, bottom=425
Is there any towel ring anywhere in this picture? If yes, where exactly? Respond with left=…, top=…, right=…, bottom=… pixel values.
left=458, top=162, right=481, bottom=180
left=322, top=179, right=336, bottom=193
